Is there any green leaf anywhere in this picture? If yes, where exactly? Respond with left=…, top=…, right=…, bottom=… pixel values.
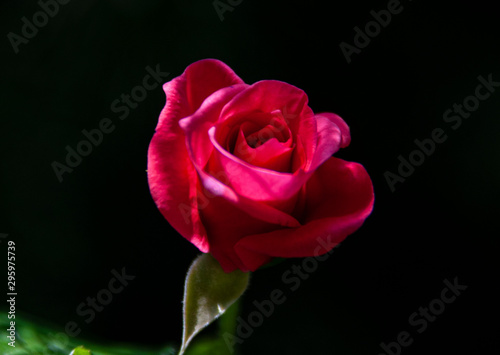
left=0, top=311, right=176, bottom=355
left=179, top=253, right=250, bottom=355
left=70, top=346, right=92, bottom=355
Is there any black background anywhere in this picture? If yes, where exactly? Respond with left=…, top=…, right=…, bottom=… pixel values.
left=1, top=0, right=499, bottom=354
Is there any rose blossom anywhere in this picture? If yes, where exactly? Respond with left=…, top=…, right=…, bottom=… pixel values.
left=148, top=59, right=374, bottom=272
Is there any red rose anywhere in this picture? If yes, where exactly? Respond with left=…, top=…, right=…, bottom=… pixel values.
left=148, top=59, right=374, bottom=272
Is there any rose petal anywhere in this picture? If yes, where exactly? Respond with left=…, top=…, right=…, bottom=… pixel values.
left=148, top=130, right=209, bottom=252
left=198, top=192, right=279, bottom=272
left=315, top=112, right=351, bottom=148
left=180, top=99, right=301, bottom=230
left=208, top=126, right=312, bottom=201
left=179, top=84, right=249, bottom=169
left=233, top=127, right=293, bottom=172
left=188, top=166, right=302, bottom=272
left=178, top=84, right=302, bottom=242
left=148, top=59, right=244, bottom=253
left=234, top=157, right=374, bottom=271
left=308, top=113, right=344, bottom=171
left=219, top=80, right=317, bottom=167
left=203, top=80, right=319, bottom=201
left=155, top=58, right=244, bottom=131
left=219, top=110, right=291, bottom=152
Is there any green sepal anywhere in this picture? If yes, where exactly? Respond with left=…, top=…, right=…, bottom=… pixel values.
left=179, top=253, right=250, bottom=355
